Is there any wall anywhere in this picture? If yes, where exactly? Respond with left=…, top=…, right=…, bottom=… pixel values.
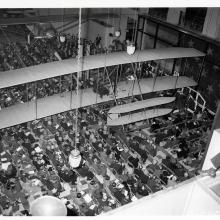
left=166, top=8, right=186, bottom=25
left=87, top=19, right=114, bottom=48
left=202, top=8, right=220, bottom=40
left=36, top=8, right=79, bottom=16
left=52, top=20, right=89, bottom=39
left=202, top=129, right=220, bottom=170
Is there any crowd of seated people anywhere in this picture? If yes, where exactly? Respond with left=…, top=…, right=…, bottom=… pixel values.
left=0, top=71, right=112, bottom=109
left=0, top=30, right=125, bottom=73
left=129, top=108, right=213, bottom=173
left=0, top=98, right=213, bottom=216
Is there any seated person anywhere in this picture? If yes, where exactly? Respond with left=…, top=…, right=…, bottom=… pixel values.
left=154, top=131, right=167, bottom=145
left=130, top=141, right=148, bottom=161
left=174, top=114, right=182, bottom=124
left=167, top=175, right=177, bottom=187
left=110, top=160, right=125, bottom=175
left=112, top=142, right=124, bottom=161
left=25, top=131, right=36, bottom=144
left=134, top=167, right=149, bottom=184
left=150, top=121, right=160, bottom=132
left=77, top=165, right=94, bottom=180
left=159, top=170, right=169, bottom=185
left=128, top=154, right=139, bottom=168
left=120, top=146, right=130, bottom=161
left=92, top=142, right=103, bottom=152
left=109, top=182, right=130, bottom=205
left=177, top=140, right=189, bottom=159
left=137, top=183, right=149, bottom=197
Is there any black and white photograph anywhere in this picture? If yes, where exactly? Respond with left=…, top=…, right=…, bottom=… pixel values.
left=0, top=0, right=220, bottom=216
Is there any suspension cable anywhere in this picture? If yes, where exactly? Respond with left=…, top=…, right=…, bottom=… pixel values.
left=74, top=7, right=82, bottom=149
left=132, top=8, right=138, bottom=43
left=105, top=9, right=118, bottom=105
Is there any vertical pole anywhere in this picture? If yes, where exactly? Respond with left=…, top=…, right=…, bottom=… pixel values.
left=105, top=67, right=118, bottom=105
left=26, top=83, right=28, bottom=102
left=172, top=31, right=181, bottom=76
left=153, top=23, right=159, bottom=49
left=35, top=82, right=38, bottom=119
left=74, top=7, right=82, bottom=148
left=197, top=56, right=206, bottom=85
left=114, top=65, right=120, bottom=95
left=135, top=13, right=140, bottom=47
left=70, top=73, right=73, bottom=109
left=140, top=16, right=145, bottom=50
left=182, top=58, right=188, bottom=76
left=171, top=58, right=177, bottom=76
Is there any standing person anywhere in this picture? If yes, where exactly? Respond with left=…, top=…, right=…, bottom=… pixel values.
left=95, top=35, right=101, bottom=47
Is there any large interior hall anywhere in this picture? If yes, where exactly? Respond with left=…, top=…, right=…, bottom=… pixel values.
left=1, top=5, right=220, bottom=216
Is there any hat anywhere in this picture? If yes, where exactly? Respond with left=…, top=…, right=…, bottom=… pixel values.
left=70, top=149, right=80, bottom=158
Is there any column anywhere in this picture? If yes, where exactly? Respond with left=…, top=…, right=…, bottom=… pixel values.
left=202, top=8, right=220, bottom=40
left=166, top=8, right=186, bottom=25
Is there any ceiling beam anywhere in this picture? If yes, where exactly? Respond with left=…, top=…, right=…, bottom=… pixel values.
left=0, top=13, right=119, bottom=26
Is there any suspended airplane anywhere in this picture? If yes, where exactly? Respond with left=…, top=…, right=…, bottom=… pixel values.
left=0, top=47, right=205, bottom=129
left=108, top=97, right=176, bottom=114
left=107, top=108, right=173, bottom=126
left=107, top=97, right=176, bottom=126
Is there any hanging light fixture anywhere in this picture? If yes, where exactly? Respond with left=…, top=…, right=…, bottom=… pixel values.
left=30, top=196, right=67, bottom=216
left=59, top=8, right=66, bottom=43
left=69, top=8, right=82, bottom=169
left=127, top=9, right=137, bottom=55
left=127, top=41, right=135, bottom=55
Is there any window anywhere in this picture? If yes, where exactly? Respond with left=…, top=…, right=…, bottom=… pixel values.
left=148, top=8, right=169, bottom=20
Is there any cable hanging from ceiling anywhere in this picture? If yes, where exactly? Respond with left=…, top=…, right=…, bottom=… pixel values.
left=127, top=8, right=137, bottom=55
left=59, top=8, right=66, bottom=42
left=115, top=8, right=121, bottom=37
left=74, top=7, right=82, bottom=149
